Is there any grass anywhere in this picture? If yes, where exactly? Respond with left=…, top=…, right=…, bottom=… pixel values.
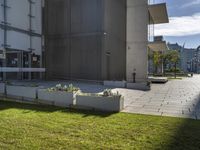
left=0, top=101, right=200, bottom=150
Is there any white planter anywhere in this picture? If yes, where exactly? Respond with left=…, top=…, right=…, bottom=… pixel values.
left=104, top=81, right=126, bottom=88
left=37, top=89, right=75, bottom=107
left=0, top=83, right=5, bottom=95
left=6, top=85, right=38, bottom=100
left=127, top=82, right=150, bottom=91
left=76, top=95, right=124, bottom=112
left=148, top=77, right=168, bottom=83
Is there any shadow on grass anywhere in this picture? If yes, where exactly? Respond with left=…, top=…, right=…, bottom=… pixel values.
left=165, top=95, right=200, bottom=149
left=0, top=100, right=116, bottom=118
left=165, top=119, right=200, bottom=150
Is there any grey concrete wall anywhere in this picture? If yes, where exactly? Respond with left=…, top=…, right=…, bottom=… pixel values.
left=70, top=0, right=103, bottom=80
left=126, top=0, right=148, bottom=82
left=45, top=0, right=103, bottom=80
left=46, top=38, right=71, bottom=79
left=46, top=0, right=149, bottom=82
left=102, top=0, right=127, bottom=80
left=45, top=0, right=127, bottom=81
left=45, top=0, right=71, bottom=79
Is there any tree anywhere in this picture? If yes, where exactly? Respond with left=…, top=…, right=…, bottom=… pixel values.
left=152, top=51, right=162, bottom=75
left=149, top=49, right=180, bottom=77
left=168, top=50, right=180, bottom=78
left=162, top=50, right=172, bottom=76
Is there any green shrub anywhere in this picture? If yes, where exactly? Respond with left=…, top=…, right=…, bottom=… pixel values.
left=47, top=84, right=80, bottom=92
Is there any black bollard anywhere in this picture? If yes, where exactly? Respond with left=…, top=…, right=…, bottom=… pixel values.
left=132, top=72, right=136, bottom=83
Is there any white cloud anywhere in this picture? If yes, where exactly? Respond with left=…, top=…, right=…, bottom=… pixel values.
left=154, top=13, right=200, bottom=37
left=181, top=0, right=200, bottom=8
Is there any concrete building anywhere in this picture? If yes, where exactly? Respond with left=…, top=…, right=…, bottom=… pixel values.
left=191, top=45, right=200, bottom=73
left=45, top=0, right=169, bottom=82
left=45, top=0, right=127, bottom=81
left=0, top=0, right=45, bottom=80
left=0, top=0, right=168, bottom=82
left=168, top=43, right=196, bottom=73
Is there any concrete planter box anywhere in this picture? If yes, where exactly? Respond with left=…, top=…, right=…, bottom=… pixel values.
left=127, top=82, right=151, bottom=91
left=6, top=85, right=38, bottom=100
left=148, top=77, right=168, bottom=83
left=37, top=89, right=75, bottom=107
left=0, top=83, right=5, bottom=95
left=76, top=95, right=124, bottom=112
left=104, top=81, right=126, bottom=88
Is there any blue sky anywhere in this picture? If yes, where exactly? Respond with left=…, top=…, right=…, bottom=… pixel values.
left=154, top=0, right=200, bottom=48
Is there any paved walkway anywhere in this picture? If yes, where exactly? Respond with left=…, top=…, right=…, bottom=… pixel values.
left=114, top=75, right=200, bottom=119
left=11, top=75, right=200, bottom=119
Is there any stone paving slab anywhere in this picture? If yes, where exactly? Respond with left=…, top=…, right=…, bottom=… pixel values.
left=144, top=103, right=163, bottom=107
left=120, top=75, right=200, bottom=120
left=11, top=75, right=200, bottom=120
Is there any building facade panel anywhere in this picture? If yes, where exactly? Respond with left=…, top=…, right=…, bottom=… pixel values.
left=45, top=0, right=127, bottom=81
left=45, top=0, right=70, bottom=35
left=7, top=0, right=29, bottom=30
left=70, top=0, right=103, bottom=80
left=103, top=0, right=126, bottom=80
left=45, top=0, right=105, bottom=81
left=70, top=35, right=102, bottom=80
left=0, top=0, right=43, bottom=80
left=46, top=38, right=71, bottom=79
left=70, top=0, right=103, bottom=34
left=0, top=29, right=3, bottom=49
left=127, top=0, right=148, bottom=82
left=7, top=31, right=30, bottom=51
left=31, top=0, right=42, bottom=34
left=0, top=0, right=3, bottom=22
left=32, top=36, right=42, bottom=55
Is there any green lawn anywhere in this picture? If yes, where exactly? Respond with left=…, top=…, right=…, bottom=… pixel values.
left=0, top=100, right=200, bottom=150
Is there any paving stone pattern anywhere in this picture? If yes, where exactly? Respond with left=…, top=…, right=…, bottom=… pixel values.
left=12, top=75, right=200, bottom=119
left=114, top=76, right=200, bottom=119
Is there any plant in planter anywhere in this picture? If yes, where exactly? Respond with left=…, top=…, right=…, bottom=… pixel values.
left=103, top=89, right=112, bottom=97
left=76, top=90, right=124, bottom=112
left=47, top=84, right=80, bottom=93
left=66, top=84, right=80, bottom=92
left=38, top=84, right=80, bottom=107
left=102, top=89, right=121, bottom=97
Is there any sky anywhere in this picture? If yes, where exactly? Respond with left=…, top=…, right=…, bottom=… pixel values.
left=154, top=0, right=200, bottom=49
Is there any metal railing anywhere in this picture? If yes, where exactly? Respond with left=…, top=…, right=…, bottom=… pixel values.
left=0, top=67, right=45, bottom=72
